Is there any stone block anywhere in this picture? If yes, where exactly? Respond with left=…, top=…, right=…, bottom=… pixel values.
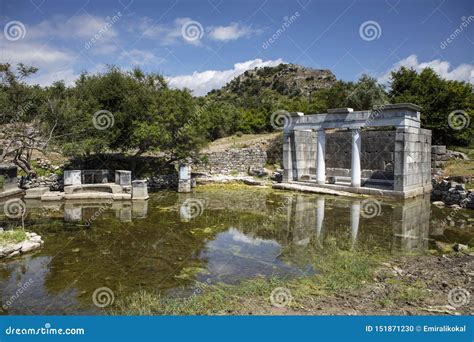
left=24, top=187, right=49, bottom=199
left=64, top=170, right=82, bottom=186
left=115, top=170, right=132, bottom=186
left=132, top=180, right=149, bottom=200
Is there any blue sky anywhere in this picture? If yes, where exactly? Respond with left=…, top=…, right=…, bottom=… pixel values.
left=1, top=0, right=473, bottom=95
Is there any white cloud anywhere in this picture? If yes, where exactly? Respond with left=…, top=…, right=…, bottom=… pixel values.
left=133, top=17, right=203, bottom=46
left=208, top=23, right=261, bottom=42
left=119, top=49, right=164, bottom=66
left=379, top=54, right=474, bottom=84
left=29, top=68, right=80, bottom=87
left=132, top=18, right=259, bottom=45
left=167, top=58, right=285, bottom=96
left=29, top=15, right=119, bottom=41
left=0, top=36, right=73, bottom=69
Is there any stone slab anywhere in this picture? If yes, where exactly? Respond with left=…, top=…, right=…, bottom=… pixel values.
left=24, top=187, right=49, bottom=199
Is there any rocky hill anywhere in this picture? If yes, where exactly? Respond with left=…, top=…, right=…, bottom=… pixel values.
left=216, top=63, right=337, bottom=97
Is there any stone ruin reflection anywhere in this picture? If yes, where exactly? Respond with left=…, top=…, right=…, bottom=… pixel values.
left=23, top=199, right=148, bottom=224
left=281, top=194, right=431, bottom=253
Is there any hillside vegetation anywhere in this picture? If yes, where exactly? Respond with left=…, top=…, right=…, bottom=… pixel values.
left=0, top=62, right=472, bottom=174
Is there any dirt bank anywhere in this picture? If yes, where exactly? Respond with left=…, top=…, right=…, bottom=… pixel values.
left=243, top=254, right=473, bottom=316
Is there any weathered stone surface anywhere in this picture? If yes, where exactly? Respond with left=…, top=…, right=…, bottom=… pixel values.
left=452, top=243, right=468, bottom=252
left=132, top=180, right=149, bottom=200
left=431, top=178, right=474, bottom=208
left=194, top=148, right=267, bottom=176
left=20, top=240, right=41, bottom=253
left=0, top=231, right=44, bottom=259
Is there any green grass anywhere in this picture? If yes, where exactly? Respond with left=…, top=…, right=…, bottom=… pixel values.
left=114, top=241, right=383, bottom=315
left=0, top=229, right=27, bottom=245
left=444, top=146, right=474, bottom=178
left=453, top=146, right=474, bottom=160
left=0, top=176, right=4, bottom=190
left=379, top=278, right=428, bottom=307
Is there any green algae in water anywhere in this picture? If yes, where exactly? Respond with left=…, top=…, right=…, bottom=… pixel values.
left=0, top=187, right=471, bottom=314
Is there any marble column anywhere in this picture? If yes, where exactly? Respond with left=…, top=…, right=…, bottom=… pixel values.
left=316, top=129, right=326, bottom=185
left=351, top=128, right=361, bottom=187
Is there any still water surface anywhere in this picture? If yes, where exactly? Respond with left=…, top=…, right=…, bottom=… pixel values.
left=0, top=186, right=472, bottom=314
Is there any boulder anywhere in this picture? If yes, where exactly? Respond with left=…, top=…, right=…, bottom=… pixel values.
left=452, top=243, right=469, bottom=252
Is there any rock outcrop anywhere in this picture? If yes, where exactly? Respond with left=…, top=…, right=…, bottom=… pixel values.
left=217, top=63, right=337, bottom=97
left=0, top=232, right=44, bottom=259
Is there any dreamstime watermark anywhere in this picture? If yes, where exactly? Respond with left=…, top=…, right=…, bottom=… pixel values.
left=92, top=110, right=115, bottom=130
left=448, top=287, right=470, bottom=307
left=270, top=287, right=292, bottom=308
left=270, top=110, right=292, bottom=130
left=84, top=11, right=123, bottom=50
left=448, top=110, right=470, bottom=131
left=360, top=199, right=382, bottom=218
left=359, top=20, right=382, bottom=41
left=2, top=278, right=34, bottom=310
left=180, top=198, right=204, bottom=221
left=5, top=323, right=85, bottom=336
left=184, top=278, right=212, bottom=303
left=84, top=199, right=113, bottom=226
left=4, top=20, right=26, bottom=41
left=3, top=198, right=27, bottom=219
left=262, top=12, right=300, bottom=49
left=440, top=16, right=474, bottom=50
left=181, top=20, right=203, bottom=42
left=92, top=287, right=115, bottom=308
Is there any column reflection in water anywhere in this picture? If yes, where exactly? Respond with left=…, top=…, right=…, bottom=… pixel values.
left=132, top=200, right=148, bottom=219
left=292, top=194, right=315, bottom=246
left=284, top=194, right=431, bottom=253
left=391, top=195, right=431, bottom=252
left=64, top=204, right=82, bottom=222
left=350, top=200, right=361, bottom=247
left=315, top=197, right=325, bottom=242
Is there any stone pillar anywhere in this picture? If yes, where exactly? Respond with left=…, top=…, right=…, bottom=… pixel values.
left=351, top=129, right=361, bottom=187
left=316, top=129, right=326, bottom=185
left=64, top=170, right=82, bottom=186
left=115, top=170, right=131, bottom=186
left=178, top=165, right=192, bottom=193
left=350, top=200, right=360, bottom=246
left=282, top=132, right=295, bottom=182
left=132, top=180, right=149, bottom=200
left=394, top=127, right=432, bottom=195
left=315, top=197, right=325, bottom=240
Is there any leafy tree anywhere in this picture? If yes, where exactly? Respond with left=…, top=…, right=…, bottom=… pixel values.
left=389, top=67, right=473, bottom=146
left=49, top=66, right=206, bottom=162
left=0, top=63, right=59, bottom=174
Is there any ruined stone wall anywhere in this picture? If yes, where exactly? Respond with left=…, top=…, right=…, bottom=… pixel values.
left=195, top=148, right=267, bottom=175
left=291, top=130, right=396, bottom=179
left=393, top=127, right=432, bottom=192
left=431, top=145, right=448, bottom=175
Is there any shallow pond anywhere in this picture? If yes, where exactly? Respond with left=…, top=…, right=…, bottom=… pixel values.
left=0, top=185, right=472, bottom=314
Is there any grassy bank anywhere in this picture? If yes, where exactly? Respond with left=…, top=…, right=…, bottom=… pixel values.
left=114, top=241, right=384, bottom=315
left=0, top=229, right=27, bottom=245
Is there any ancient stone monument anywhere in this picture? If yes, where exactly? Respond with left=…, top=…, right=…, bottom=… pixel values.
left=281, top=104, right=432, bottom=198
left=178, top=165, right=191, bottom=193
